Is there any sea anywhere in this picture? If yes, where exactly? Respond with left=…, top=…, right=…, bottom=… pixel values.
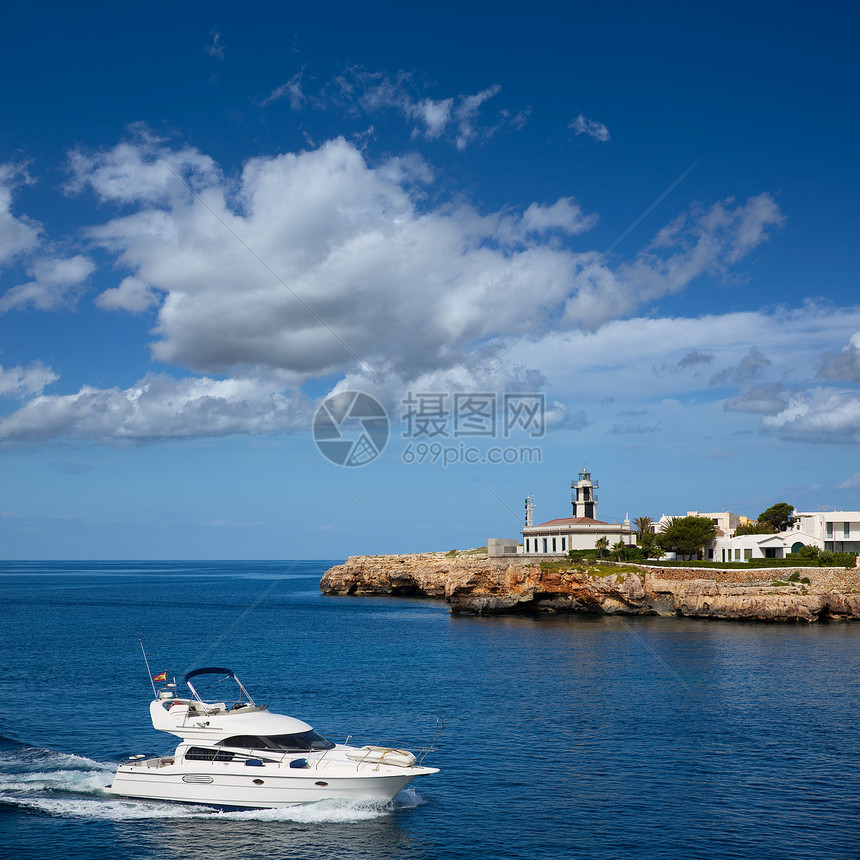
left=1, top=560, right=858, bottom=860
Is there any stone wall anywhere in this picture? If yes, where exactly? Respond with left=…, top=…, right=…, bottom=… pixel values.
left=634, top=564, right=860, bottom=591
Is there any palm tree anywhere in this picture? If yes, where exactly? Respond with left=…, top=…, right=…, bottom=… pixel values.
left=634, top=516, right=655, bottom=556
left=595, top=536, right=609, bottom=559
left=633, top=516, right=653, bottom=536
left=612, top=541, right=626, bottom=561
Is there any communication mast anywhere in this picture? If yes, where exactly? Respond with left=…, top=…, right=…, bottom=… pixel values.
left=524, top=494, right=535, bottom=527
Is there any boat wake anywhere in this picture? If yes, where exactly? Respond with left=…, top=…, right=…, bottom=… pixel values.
left=0, top=735, right=424, bottom=823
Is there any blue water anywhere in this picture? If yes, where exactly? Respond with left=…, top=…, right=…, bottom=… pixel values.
left=1, top=561, right=859, bottom=859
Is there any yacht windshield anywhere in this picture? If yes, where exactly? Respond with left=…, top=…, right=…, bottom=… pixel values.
left=220, top=731, right=335, bottom=751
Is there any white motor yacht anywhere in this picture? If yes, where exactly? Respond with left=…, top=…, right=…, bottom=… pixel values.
left=107, top=667, right=439, bottom=809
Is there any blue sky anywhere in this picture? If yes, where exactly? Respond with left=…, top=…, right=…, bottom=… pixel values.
left=2, top=1, right=859, bottom=559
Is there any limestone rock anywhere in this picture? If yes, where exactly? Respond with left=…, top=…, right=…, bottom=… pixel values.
left=319, top=554, right=860, bottom=623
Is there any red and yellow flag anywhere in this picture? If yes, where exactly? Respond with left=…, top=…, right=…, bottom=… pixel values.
left=153, top=671, right=167, bottom=683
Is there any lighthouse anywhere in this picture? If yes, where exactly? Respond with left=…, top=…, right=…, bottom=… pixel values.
left=571, top=467, right=598, bottom=519
left=519, top=468, right=634, bottom=556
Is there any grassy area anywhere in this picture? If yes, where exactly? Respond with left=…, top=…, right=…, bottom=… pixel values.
left=590, top=563, right=642, bottom=578
left=537, top=560, right=640, bottom=577
left=444, top=547, right=489, bottom=556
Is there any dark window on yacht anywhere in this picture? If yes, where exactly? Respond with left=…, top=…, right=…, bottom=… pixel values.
left=269, top=732, right=335, bottom=751
left=219, top=735, right=263, bottom=749
left=220, top=731, right=335, bottom=751
left=185, top=747, right=235, bottom=762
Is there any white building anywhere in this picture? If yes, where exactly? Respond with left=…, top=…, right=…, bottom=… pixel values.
left=711, top=530, right=818, bottom=563
left=794, top=511, right=860, bottom=554
left=656, top=511, right=748, bottom=539
left=521, top=468, right=636, bottom=556
left=698, top=510, right=860, bottom=562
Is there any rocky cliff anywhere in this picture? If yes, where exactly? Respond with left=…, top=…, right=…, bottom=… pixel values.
left=320, top=553, right=860, bottom=622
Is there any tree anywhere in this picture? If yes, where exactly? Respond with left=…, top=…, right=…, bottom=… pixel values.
left=734, top=520, right=774, bottom=536
left=758, top=503, right=796, bottom=533
left=612, top=541, right=627, bottom=561
left=634, top=516, right=653, bottom=535
left=634, top=516, right=656, bottom=556
left=595, top=536, right=609, bottom=559
left=657, top=516, right=718, bottom=560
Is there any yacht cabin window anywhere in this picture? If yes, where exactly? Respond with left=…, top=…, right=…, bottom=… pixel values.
left=219, top=731, right=335, bottom=751
left=185, top=747, right=235, bottom=762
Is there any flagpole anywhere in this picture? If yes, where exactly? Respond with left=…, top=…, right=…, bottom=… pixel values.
left=138, top=634, right=158, bottom=698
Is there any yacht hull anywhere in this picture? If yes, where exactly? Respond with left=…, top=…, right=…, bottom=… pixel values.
left=107, top=761, right=433, bottom=808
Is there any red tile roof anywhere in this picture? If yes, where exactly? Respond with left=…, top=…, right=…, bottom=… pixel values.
left=532, top=517, right=609, bottom=527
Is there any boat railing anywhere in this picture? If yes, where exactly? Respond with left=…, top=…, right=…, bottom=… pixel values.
left=417, top=716, right=444, bottom=765
left=327, top=716, right=443, bottom=765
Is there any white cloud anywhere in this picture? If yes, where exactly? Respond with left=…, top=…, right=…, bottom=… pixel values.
left=724, top=383, right=789, bottom=415
left=709, top=346, right=771, bottom=386
left=819, top=330, right=860, bottom=382
left=726, top=192, right=784, bottom=263
left=561, top=194, right=785, bottom=330
left=72, top=136, right=594, bottom=381
left=205, top=30, right=224, bottom=59
left=512, top=304, right=860, bottom=403
left=837, top=472, right=860, bottom=490
left=66, top=129, right=219, bottom=204
left=0, top=164, right=41, bottom=267
left=762, top=388, right=860, bottom=444
left=521, top=198, right=598, bottom=235
left=653, top=350, right=714, bottom=375
left=0, top=254, right=95, bottom=312
left=453, top=84, right=502, bottom=150
left=68, top=136, right=789, bottom=392
left=261, top=69, right=305, bottom=109
left=411, top=97, right=453, bottom=139
left=0, top=134, right=812, bottom=446
left=0, top=362, right=58, bottom=398
left=0, top=164, right=98, bottom=315
left=8, top=301, right=860, bottom=446
left=282, top=68, right=513, bottom=148
left=96, top=276, right=161, bottom=313
left=570, top=114, right=610, bottom=142
left=0, top=373, right=311, bottom=445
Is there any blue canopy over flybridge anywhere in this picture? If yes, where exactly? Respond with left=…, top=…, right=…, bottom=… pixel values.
left=184, top=667, right=236, bottom=683
left=183, top=667, right=256, bottom=707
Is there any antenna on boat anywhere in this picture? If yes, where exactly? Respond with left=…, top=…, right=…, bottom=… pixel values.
left=138, top=634, right=158, bottom=698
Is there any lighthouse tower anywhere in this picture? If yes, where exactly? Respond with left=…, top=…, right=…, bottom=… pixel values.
left=571, top=467, right=599, bottom=519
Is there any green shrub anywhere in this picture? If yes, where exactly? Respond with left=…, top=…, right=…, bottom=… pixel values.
left=640, top=558, right=820, bottom=570
left=567, top=549, right=599, bottom=562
